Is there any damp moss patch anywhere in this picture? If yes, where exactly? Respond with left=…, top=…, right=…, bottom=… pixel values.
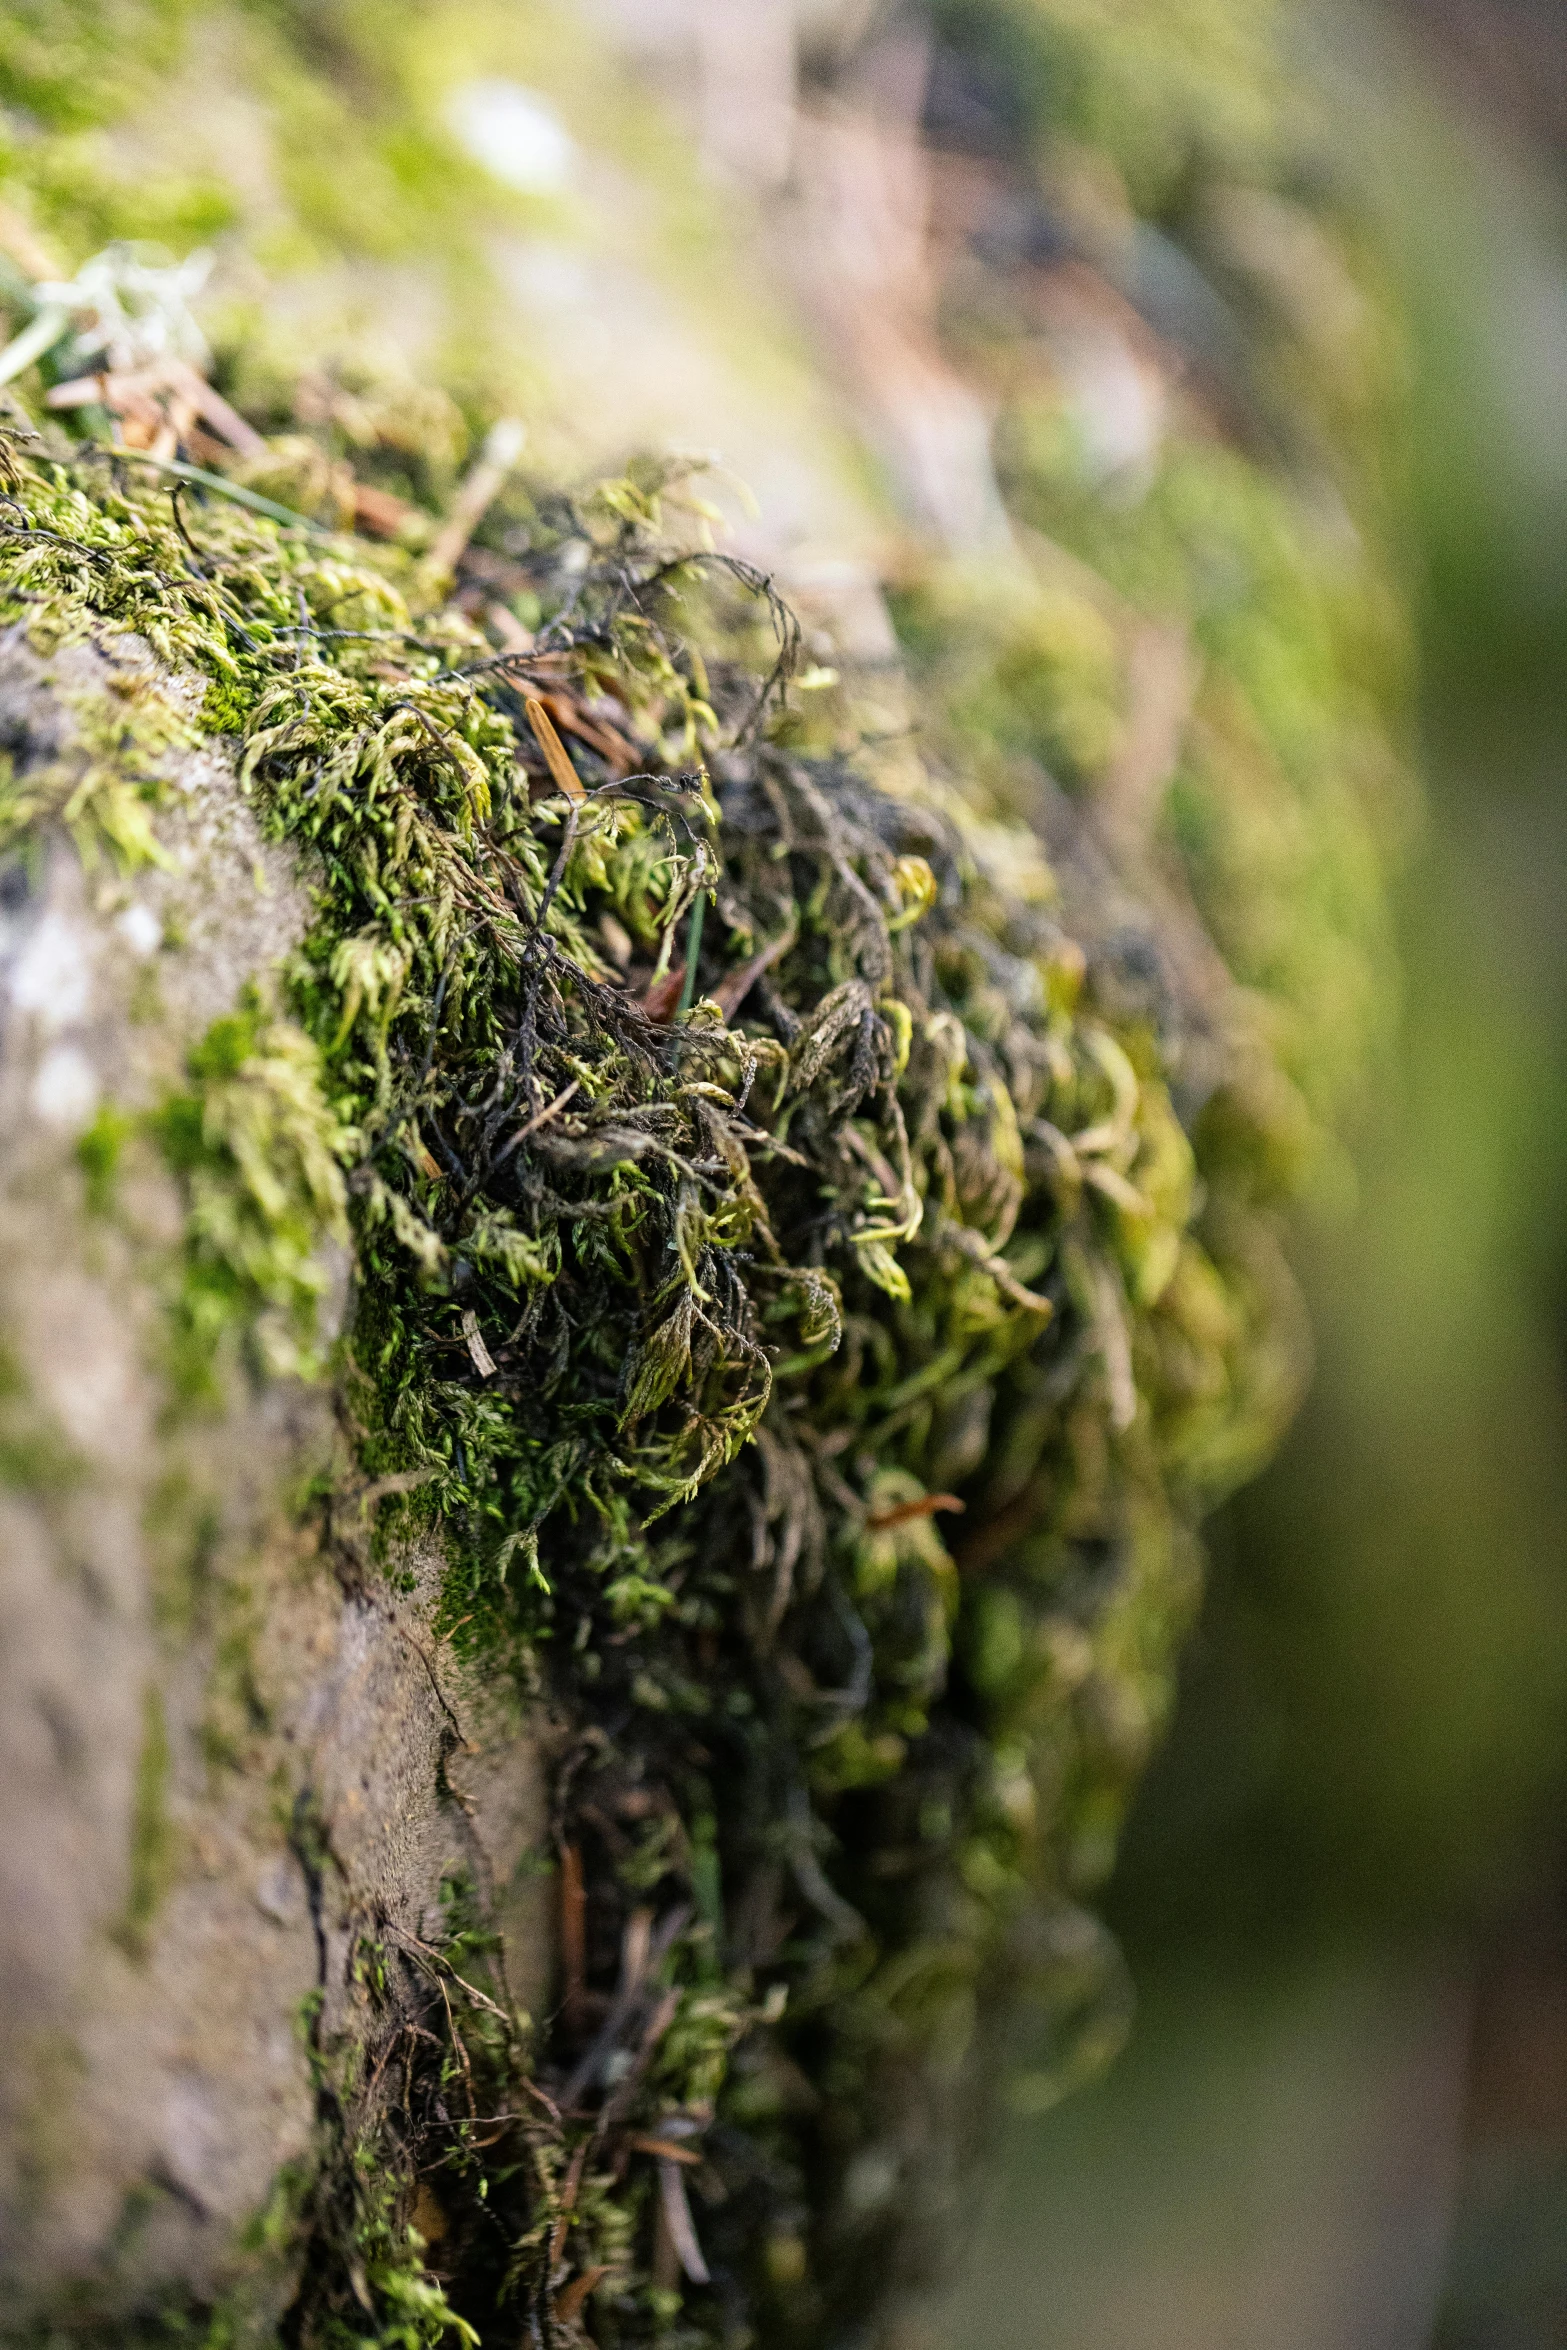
left=0, top=419, right=1308, bottom=2346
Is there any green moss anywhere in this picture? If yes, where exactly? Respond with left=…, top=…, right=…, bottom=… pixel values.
left=897, top=0, right=1413, bottom=1211
left=201, top=673, right=252, bottom=738
left=199, top=1613, right=270, bottom=1775
left=9, top=2029, right=89, bottom=2245
left=0, top=0, right=1412, bottom=2337
left=0, top=412, right=1330, bottom=2339
left=76, top=1102, right=132, bottom=1216
left=0, top=0, right=192, bottom=136
left=0, top=673, right=178, bottom=876
left=143, top=1469, right=221, bottom=1640
left=113, top=1683, right=175, bottom=1960
left=931, top=0, right=1292, bottom=216
left=151, top=1001, right=349, bottom=1401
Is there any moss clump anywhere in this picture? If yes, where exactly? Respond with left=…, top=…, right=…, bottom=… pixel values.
left=76, top=1100, right=133, bottom=1215
left=0, top=2, right=1410, bottom=2342
left=151, top=1003, right=349, bottom=1397
left=0, top=403, right=1305, bottom=2341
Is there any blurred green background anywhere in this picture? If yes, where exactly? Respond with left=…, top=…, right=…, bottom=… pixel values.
left=925, top=5, right=1567, bottom=2343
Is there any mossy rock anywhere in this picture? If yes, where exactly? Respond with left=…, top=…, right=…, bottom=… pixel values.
left=0, top=4, right=1408, bottom=2345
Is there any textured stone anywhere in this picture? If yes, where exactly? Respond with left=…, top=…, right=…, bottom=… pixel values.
left=0, top=630, right=547, bottom=2325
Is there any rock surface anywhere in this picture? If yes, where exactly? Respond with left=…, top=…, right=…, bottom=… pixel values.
left=0, top=629, right=548, bottom=2326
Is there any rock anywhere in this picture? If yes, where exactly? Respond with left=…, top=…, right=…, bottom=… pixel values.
left=0, top=627, right=547, bottom=2327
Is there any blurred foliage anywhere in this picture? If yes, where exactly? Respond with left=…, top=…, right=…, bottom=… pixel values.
left=909, top=0, right=1413, bottom=1164
left=1102, top=20, right=1567, bottom=1953
left=912, top=30, right=1567, bottom=2339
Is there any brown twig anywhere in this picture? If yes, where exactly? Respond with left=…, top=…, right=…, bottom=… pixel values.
left=356, top=1466, right=436, bottom=1515
left=461, top=1307, right=497, bottom=1379
left=712, top=923, right=797, bottom=1019
left=353, top=480, right=418, bottom=539
left=630, top=2134, right=700, bottom=2164
left=547, top=2139, right=589, bottom=2271
left=486, top=601, right=535, bottom=654
left=865, top=1492, right=964, bottom=1532
left=383, top=1924, right=514, bottom=2025
left=559, top=1842, right=588, bottom=2034
left=525, top=694, right=586, bottom=802
left=45, top=357, right=266, bottom=458
left=428, top=417, right=525, bottom=577
left=387, top=1617, right=473, bottom=1750
left=638, top=959, right=689, bottom=1024
left=534, top=687, right=639, bottom=777
left=553, top=2265, right=611, bottom=2325
left=493, top=1076, right=581, bottom=1166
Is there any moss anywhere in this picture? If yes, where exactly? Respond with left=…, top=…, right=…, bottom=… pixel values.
left=891, top=25, right=1410, bottom=1186
left=150, top=1001, right=349, bottom=1401
left=76, top=1101, right=133, bottom=1216
left=113, top=1683, right=175, bottom=1961
left=201, top=673, right=253, bottom=738
left=0, top=403, right=1331, bottom=2340
left=199, top=1613, right=271, bottom=1776
left=10, top=2029, right=88, bottom=2226
left=930, top=0, right=1292, bottom=216
left=0, top=0, right=192, bottom=137
left=0, top=585, right=209, bottom=892
left=13, top=2157, right=314, bottom=2346
left=143, top=1468, right=222, bottom=1640
left=0, top=0, right=1412, bottom=2339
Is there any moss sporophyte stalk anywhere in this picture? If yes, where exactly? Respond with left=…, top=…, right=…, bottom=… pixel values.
left=0, top=411, right=1304, bottom=2344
